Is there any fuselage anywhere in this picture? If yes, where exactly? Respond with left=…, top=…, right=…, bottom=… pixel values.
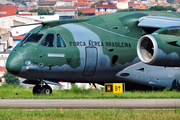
left=6, top=10, right=180, bottom=89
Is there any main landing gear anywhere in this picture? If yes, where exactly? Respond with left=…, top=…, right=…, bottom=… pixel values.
left=33, top=81, right=52, bottom=95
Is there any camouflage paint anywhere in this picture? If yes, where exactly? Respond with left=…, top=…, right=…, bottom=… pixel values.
left=6, top=10, right=180, bottom=89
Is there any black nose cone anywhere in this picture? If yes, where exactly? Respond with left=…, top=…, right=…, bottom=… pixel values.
left=6, top=52, right=22, bottom=75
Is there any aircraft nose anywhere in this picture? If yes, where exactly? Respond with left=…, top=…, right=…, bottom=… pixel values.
left=6, top=52, right=22, bottom=75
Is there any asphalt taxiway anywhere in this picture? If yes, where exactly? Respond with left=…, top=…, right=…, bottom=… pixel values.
left=0, top=99, right=180, bottom=109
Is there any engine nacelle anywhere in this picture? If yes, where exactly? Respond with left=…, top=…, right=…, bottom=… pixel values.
left=137, top=34, right=180, bottom=67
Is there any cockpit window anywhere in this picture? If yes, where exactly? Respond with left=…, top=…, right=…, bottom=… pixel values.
left=57, top=34, right=66, bottom=47
left=25, top=33, right=43, bottom=43
left=20, top=33, right=30, bottom=43
left=41, top=34, right=54, bottom=47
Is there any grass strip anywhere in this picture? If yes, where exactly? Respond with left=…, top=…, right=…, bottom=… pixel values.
left=0, top=109, right=180, bottom=120
left=0, top=84, right=180, bottom=99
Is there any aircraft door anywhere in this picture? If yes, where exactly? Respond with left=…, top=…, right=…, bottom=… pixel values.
left=83, top=47, right=97, bottom=76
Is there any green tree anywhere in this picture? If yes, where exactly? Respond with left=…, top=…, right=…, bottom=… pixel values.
left=78, top=11, right=85, bottom=16
left=2, top=72, right=19, bottom=85
left=29, top=8, right=55, bottom=15
left=148, top=5, right=176, bottom=12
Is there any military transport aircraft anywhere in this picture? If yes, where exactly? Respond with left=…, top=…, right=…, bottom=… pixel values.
left=6, top=9, right=180, bottom=94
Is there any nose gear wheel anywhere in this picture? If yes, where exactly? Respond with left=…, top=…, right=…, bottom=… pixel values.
left=33, top=84, right=52, bottom=95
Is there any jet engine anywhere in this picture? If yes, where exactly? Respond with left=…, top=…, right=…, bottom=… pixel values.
left=137, top=34, right=180, bottom=67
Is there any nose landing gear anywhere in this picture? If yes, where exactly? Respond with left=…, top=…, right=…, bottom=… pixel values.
left=40, top=85, right=52, bottom=94
left=33, top=81, right=52, bottom=95
left=33, top=85, right=41, bottom=94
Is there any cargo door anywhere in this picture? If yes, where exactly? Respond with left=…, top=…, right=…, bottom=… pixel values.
left=83, top=47, right=97, bottom=76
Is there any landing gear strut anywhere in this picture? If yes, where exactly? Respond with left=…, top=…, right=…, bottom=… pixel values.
left=33, top=82, right=52, bottom=95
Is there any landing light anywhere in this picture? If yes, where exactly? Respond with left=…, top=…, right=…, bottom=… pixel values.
left=26, top=67, right=29, bottom=70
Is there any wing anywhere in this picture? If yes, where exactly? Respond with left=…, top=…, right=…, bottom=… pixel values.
left=138, top=16, right=180, bottom=28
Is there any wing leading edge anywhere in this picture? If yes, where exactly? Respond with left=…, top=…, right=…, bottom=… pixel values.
left=138, top=16, right=180, bottom=28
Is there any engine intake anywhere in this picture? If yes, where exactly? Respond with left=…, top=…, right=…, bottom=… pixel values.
left=137, top=34, right=180, bottom=67
left=137, top=35, right=158, bottom=65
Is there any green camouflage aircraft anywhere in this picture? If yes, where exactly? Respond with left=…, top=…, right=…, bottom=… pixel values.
left=6, top=9, right=180, bottom=94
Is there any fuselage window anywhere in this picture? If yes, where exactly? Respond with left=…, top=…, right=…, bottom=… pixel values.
left=57, top=34, right=66, bottom=47
left=25, top=33, right=43, bottom=43
left=41, top=34, right=54, bottom=47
